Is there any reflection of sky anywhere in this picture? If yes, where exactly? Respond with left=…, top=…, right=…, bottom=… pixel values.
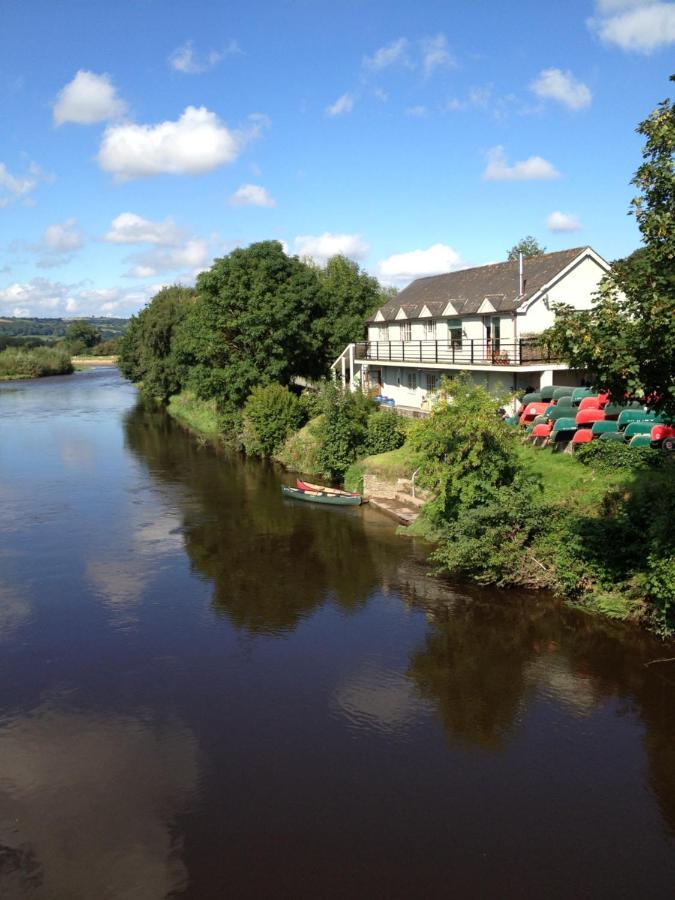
left=333, top=664, right=427, bottom=736
left=525, top=654, right=599, bottom=715
left=0, top=704, right=199, bottom=900
left=0, top=581, right=31, bottom=640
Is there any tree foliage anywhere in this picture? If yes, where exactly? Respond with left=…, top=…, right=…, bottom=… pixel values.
left=64, top=320, right=101, bottom=351
left=118, top=285, right=196, bottom=402
left=242, top=384, right=306, bottom=457
left=176, top=242, right=326, bottom=415
left=315, top=381, right=375, bottom=479
left=546, top=76, right=675, bottom=417
left=506, top=236, right=546, bottom=261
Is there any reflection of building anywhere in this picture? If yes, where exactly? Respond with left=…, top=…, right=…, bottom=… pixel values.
left=333, top=247, right=611, bottom=410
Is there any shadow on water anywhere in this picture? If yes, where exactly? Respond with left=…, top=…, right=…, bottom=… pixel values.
left=123, top=401, right=413, bottom=635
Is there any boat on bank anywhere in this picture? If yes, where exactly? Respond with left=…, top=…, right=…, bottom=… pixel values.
left=282, top=485, right=362, bottom=506
left=296, top=478, right=365, bottom=500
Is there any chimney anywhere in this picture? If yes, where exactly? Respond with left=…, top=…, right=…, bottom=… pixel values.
left=518, top=252, right=524, bottom=297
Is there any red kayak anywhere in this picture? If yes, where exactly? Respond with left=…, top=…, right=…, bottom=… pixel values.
left=296, top=479, right=367, bottom=501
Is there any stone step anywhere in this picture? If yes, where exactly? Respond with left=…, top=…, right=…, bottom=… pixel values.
left=368, top=497, right=419, bottom=526
left=395, top=491, right=425, bottom=508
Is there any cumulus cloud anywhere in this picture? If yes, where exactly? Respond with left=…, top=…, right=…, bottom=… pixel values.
left=363, top=37, right=411, bottom=70
left=169, top=38, right=241, bottom=74
left=531, top=68, right=592, bottom=110
left=0, top=160, right=47, bottom=208
left=124, top=240, right=211, bottom=279
left=33, top=218, right=83, bottom=268
left=228, top=184, right=276, bottom=207
left=326, top=93, right=354, bottom=116
left=294, top=232, right=369, bottom=264
left=97, top=107, right=263, bottom=180
left=589, top=1, right=675, bottom=51
left=547, top=211, right=581, bottom=232
left=0, top=277, right=157, bottom=317
left=405, top=105, right=429, bottom=117
left=420, top=33, right=455, bottom=75
left=483, top=145, right=560, bottom=181
left=377, top=243, right=463, bottom=286
left=53, top=70, right=127, bottom=126
left=104, top=212, right=184, bottom=245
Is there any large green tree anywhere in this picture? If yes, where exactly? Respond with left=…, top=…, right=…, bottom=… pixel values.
left=64, top=320, right=101, bottom=350
left=118, top=285, right=196, bottom=401
left=176, top=241, right=325, bottom=413
left=313, top=255, right=384, bottom=365
left=547, top=76, right=675, bottom=417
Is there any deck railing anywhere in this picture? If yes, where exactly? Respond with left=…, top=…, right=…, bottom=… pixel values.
left=353, top=339, right=559, bottom=367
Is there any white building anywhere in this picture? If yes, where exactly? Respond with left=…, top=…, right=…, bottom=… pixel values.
left=332, top=246, right=611, bottom=411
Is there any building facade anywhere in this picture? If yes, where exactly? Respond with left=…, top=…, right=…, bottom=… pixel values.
left=332, top=246, right=611, bottom=410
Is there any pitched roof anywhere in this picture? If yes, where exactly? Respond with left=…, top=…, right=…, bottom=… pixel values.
left=369, top=247, right=598, bottom=322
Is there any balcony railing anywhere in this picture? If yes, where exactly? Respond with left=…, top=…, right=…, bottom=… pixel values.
left=353, top=339, right=559, bottom=367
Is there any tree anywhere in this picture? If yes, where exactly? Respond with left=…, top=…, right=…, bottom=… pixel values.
left=118, top=285, right=196, bottom=401
left=546, top=76, right=675, bottom=417
left=506, top=236, right=546, bottom=260
left=64, top=320, right=101, bottom=350
left=313, top=255, right=384, bottom=366
left=176, top=241, right=326, bottom=417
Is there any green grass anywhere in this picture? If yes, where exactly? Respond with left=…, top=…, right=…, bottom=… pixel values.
left=167, top=391, right=221, bottom=438
left=358, top=443, right=425, bottom=480
left=274, top=416, right=324, bottom=475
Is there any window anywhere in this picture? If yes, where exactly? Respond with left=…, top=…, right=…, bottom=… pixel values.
left=426, top=373, right=438, bottom=392
left=491, top=316, right=501, bottom=351
left=424, top=319, right=436, bottom=339
left=406, top=371, right=418, bottom=390
left=379, top=325, right=388, bottom=342
left=401, top=321, right=412, bottom=341
left=448, top=321, right=463, bottom=349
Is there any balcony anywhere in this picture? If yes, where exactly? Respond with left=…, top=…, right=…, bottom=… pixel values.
left=354, top=338, right=560, bottom=368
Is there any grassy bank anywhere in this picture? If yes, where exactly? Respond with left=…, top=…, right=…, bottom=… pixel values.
left=167, top=391, right=221, bottom=440
left=0, top=346, right=73, bottom=380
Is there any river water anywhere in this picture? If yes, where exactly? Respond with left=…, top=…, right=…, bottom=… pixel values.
left=0, top=367, right=674, bottom=899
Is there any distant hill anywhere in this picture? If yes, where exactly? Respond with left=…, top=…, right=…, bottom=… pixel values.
left=0, top=317, right=129, bottom=340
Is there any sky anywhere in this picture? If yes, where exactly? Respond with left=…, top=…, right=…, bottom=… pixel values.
left=1, top=0, right=674, bottom=319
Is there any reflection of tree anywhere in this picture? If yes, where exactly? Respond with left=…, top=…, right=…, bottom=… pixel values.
left=123, top=403, right=404, bottom=635
left=406, top=596, right=547, bottom=750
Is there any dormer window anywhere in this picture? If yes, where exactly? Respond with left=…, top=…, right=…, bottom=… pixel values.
left=401, top=321, right=412, bottom=341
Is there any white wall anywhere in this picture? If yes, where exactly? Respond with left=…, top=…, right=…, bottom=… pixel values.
left=519, top=255, right=607, bottom=335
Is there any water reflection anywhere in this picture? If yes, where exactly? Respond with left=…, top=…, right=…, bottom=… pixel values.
left=0, top=705, right=199, bottom=899
left=123, top=403, right=407, bottom=635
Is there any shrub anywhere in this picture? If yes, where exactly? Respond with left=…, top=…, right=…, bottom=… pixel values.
left=0, top=347, right=73, bottom=378
left=575, top=439, right=665, bottom=472
left=299, top=387, right=324, bottom=420
left=314, top=382, right=375, bottom=479
left=365, top=409, right=407, bottom=455
left=274, top=416, right=324, bottom=474
left=242, top=383, right=306, bottom=457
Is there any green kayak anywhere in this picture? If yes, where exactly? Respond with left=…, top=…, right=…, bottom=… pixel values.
left=281, top=485, right=362, bottom=506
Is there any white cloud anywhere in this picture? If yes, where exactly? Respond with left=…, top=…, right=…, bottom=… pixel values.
left=228, top=184, right=276, bottom=207
left=169, top=39, right=240, bottom=74
left=97, top=106, right=261, bottom=180
left=53, top=71, right=126, bottom=126
left=0, top=161, right=47, bottom=208
left=43, top=218, right=82, bottom=253
left=124, top=240, right=211, bottom=278
left=0, top=277, right=158, bottom=317
left=531, top=68, right=592, bottom=110
left=547, top=211, right=582, bottom=232
left=483, top=145, right=560, bottom=181
left=420, top=33, right=455, bottom=76
left=294, top=232, right=369, bottom=264
left=103, top=212, right=184, bottom=245
left=363, top=38, right=411, bottom=70
left=589, top=1, right=675, bottom=51
left=326, top=93, right=354, bottom=117
left=405, top=105, right=429, bottom=117
left=377, top=243, right=463, bottom=286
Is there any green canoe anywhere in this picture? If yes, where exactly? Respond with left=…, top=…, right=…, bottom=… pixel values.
left=281, top=485, right=362, bottom=506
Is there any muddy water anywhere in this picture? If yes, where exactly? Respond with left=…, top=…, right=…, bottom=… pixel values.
left=0, top=368, right=674, bottom=898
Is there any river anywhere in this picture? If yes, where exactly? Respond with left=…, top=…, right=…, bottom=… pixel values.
left=0, top=367, right=674, bottom=899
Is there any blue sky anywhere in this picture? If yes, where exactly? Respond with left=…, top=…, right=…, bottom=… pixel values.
left=1, top=0, right=673, bottom=318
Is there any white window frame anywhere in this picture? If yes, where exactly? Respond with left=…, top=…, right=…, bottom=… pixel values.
left=406, top=371, right=418, bottom=391
left=424, top=319, right=436, bottom=339
left=401, top=321, right=412, bottom=342
left=448, top=321, right=463, bottom=349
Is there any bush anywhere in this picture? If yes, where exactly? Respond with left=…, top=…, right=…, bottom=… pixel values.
left=299, top=387, right=324, bottom=420
left=575, top=439, right=665, bottom=472
left=314, top=382, right=375, bottom=479
left=242, top=384, right=306, bottom=457
left=274, top=416, right=324, bottom=474
left=365, top=409, right=406, bottom=455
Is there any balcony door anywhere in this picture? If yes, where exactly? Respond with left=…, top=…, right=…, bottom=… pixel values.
left=483, top=316, right=501, bottom=358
